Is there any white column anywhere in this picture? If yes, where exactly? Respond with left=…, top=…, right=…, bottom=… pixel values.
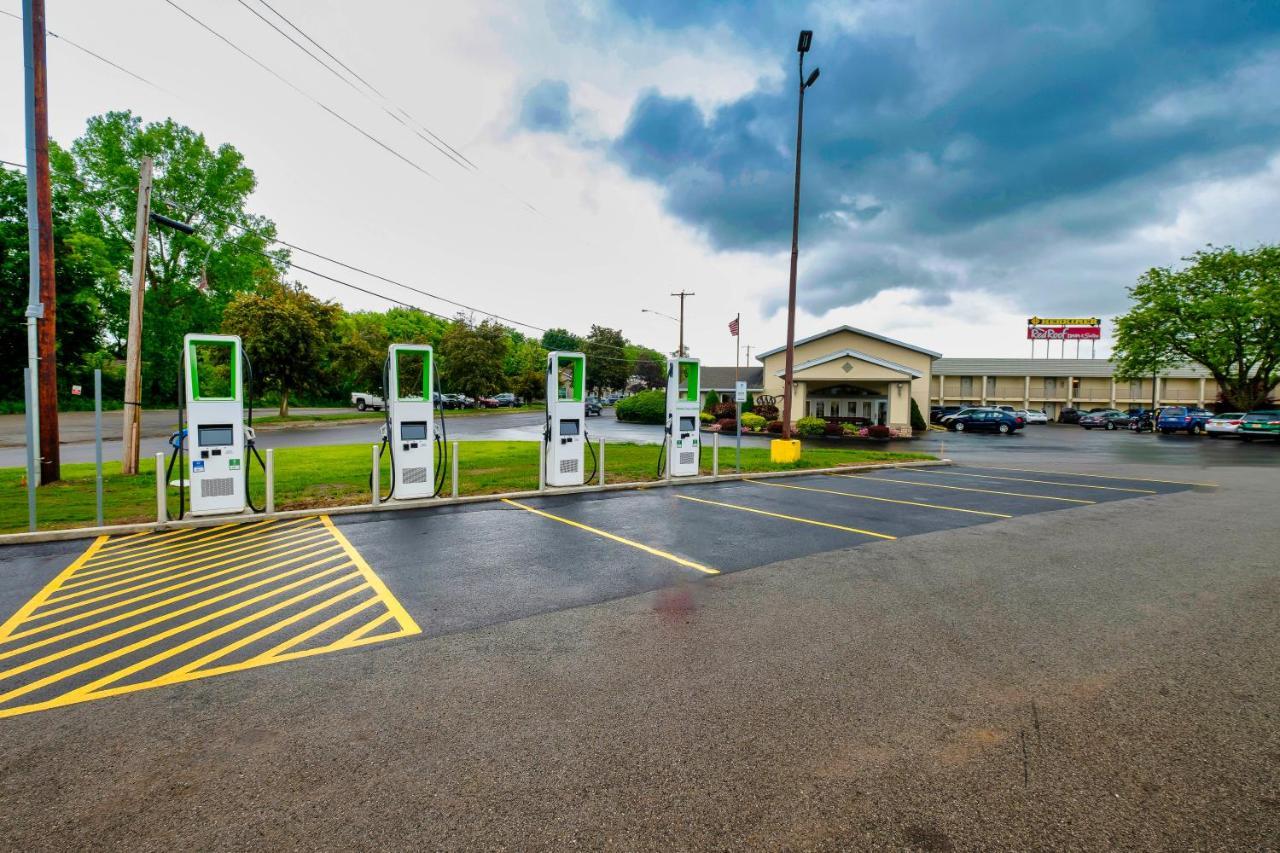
left=1154, top=376, right=1162, bottom=405
left=937, top=373, right=945, bottom=405
left=980, top=375, right=988, bottom=405
left=1109, top=377, right=1116, bottom=409
left=1197, top=377, right=1206, bottom=407
left=1066, top=376, right=1075, bottom=408
left=1023, top=375, right=1030, bottom=409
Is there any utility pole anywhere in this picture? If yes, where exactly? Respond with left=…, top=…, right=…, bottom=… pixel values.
left=24, top=0, right=59, bottom=483
left=670, top=290, right=694, bottom=357
left=781, top=30, right=820, bottom=440
left=121, top=157, right=153, bottom=475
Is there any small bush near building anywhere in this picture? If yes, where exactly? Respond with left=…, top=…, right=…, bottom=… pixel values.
left=842, top=423, right=861, bottom=436
left=796, top=416, right=827, bottom=437
left=753, top=403, right=779, bottom=420
left=703, top=389, right=719, bottom=412
left=868, top=425, right=892, bottom=439
left=909, top=398, right=927, bottom=432
left=616, top=389, right=665, bottom=424
left=823, top=421, right=844, bottom=436
left=716, top=417, right=738, bottom=432
left=740, top=412, right=766, bottom=431
left=744, top=392, right=755, bottom=411
left=712, top=401, right=738, bottom=419
left=699, top=411, right=714, bottom=424
left=767, top=420, right=784, bottom=433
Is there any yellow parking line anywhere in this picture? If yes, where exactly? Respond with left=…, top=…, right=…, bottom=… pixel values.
left=71, top=518, right=313, bottom=578
left=321, top=516, right=422, bottom=635
left=335, top=611, right=395, bottom=645
left=31, top=529, right=334, bottom=616
left=246, top=594, right=381, bottom=664
left=974, top=465, right=1218, bottom=488
left=745, top=479, right=1013, bottom=518
left=922, top=469, right=1157, bottom=494
left=77, top=518, right=283, bottom=570
left=676, top=494, right=897, bottom=539
left=3, top=543, right=344, bottom=642
left=0, top=537, right=108, bottom=642
left=501, top=499, right=719, bottom=575
left=831, top=474, right=1095, bottom=504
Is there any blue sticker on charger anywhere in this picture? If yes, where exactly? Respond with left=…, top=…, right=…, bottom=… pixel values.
left=192, top=460, right=205, bottom=473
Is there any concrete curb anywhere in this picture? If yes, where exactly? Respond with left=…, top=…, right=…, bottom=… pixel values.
left=0, top=458, right=952, bottom=546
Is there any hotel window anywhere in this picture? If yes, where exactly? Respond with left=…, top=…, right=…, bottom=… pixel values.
left=960, top=376, right=973, bottom=396
left=814, top=401, right=825, bottom=417
left=986, top=376, right=997, bottom=395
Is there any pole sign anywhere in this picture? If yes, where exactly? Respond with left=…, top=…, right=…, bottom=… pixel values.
left=734, top=380, right=747, bottom=403
left=1027, top=325, right=1102, bottom=340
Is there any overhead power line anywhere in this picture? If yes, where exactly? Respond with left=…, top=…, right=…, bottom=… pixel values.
left=237, top=0, right=475, bottom=172
left=162, top=0, right=436, bottom=181
left=0, top=9, right=170, bottom=93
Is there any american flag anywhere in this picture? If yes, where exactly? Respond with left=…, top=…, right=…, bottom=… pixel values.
left=728, top=316, right=739, bottom=336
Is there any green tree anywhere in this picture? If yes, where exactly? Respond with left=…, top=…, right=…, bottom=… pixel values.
left=0, top=166, right=117, bottom=402
left=221, top=278, right=340, bottom=415
left=1113, top=245, right=1280, bottom=410
left=52, top=111, right=285, bottom=402
left=583, top=324, right=629, bottom=393
left=633, top=348, right=665, bottom=388
left=703, top=389, right=719, bottom=412
left=540, top=327, right=581, bottom=352
left=504, top=335, right=547, bottom=402
left=909, top=398, right=927, bottom=431
left=439, top=318, right=510, bottom=399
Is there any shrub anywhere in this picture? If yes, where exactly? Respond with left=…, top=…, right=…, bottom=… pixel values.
left=823, top=421, right=844, bottom=436
left=703, top=389, right=719, bottom=412
left=712, top=401, right=738, bottom=419
left=699, top=411, right=714, bottom=424
left=740, top=412, right=766, bottom=431
left=716, top=417, right=738, bottom=432
left=795, top=416, right=826, bottom=437
left=743, top=391, right=755, bottom=412
left=615, top=388, right=665, bottom=424
left=767, top=420, right=784, bottom=434
left=868, top=424, right=892, bottom=439
left=909, top=398, right=927, bottom=431
left=752, top=402, right=779, bottom=421
left=841, top=423, right=860, bottom=436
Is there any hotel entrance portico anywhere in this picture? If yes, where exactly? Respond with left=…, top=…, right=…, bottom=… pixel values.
left=804, top=383, right=889, bottom=424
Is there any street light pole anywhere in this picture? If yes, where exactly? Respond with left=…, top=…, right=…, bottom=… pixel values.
left=780, top=30, right=819, bottom=440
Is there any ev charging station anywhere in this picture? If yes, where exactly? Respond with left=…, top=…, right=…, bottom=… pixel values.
left=181, top=333, right=251, bottom=516
left=665, top=357, right=702, bottom=477
left=544, top=351, right=588, bottom=487
left=381, top=343, right=443, bottom=500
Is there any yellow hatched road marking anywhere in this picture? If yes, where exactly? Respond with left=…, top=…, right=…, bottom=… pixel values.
left=0, top=515, right=421, bottom=719
left=0, top=537, right=107, bottom=642
left=676, top=494, right=897, bottom=539
left=76, top=518, right=286, bottom=571
left=65, top=518, right=316, bottom=582
left=29, top=529, right=333, bottom=619
left=831, top=474, right=1095, bottom=504
left=973, top=465, right=1217, bottom=489
left=745, top=478, right=1013, bottom=518
left=923, top=469, right=1157, bottom=493
left=1, top=543, right=343, bottom=642
left=501, top=499, right=719, bottom=575
left=0, top=553, right=350, bottom=669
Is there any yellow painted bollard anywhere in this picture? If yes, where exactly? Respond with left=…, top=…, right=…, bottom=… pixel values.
left=770, top=438, right=801, bottom=463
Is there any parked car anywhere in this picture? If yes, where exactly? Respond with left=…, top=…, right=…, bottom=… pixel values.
left=1156, top=406, right=1213, bottom=434
left=940, top=406, right=984, bottom=425
left=1058, top=408, right=1081, bottom=424
left=1014, top=409, right=1049, bottom=424
left=1205, top=412, right=1245, bottom=437
left=585, top=396, right=603, bottom=417
left=1239, top=408, right=1280, bottom=442
left=931, top=405, right=962, bottom=424
left=475, top=396, right=499, bottom=408
left=1078, top=410, right=1130, bottom=430
left=493, top=392, right=518, bottom=407
left=350, top=391, right=385, bottom=412
left=945, top=409, right=1023, bottom=434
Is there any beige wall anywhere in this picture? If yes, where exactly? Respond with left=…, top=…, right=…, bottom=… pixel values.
left=760, top=329, right=934, bottom=427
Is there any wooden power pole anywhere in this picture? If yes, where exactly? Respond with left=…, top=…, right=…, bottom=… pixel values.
left=121, top=157, right=153, bottom=475
left=25, top=0, right=59, bottom=483
left=670, top=290, right=695, bottom=357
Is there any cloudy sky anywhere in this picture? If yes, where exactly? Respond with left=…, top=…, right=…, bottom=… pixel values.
left=4, top=0, right=1280, bottom=363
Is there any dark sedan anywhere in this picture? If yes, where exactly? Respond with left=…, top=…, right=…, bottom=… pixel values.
left=946, top=409, right=1023, bottom=434
left=1079, top=410, right=1131, bottom=430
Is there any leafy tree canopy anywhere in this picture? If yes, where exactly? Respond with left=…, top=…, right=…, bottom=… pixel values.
left=583, top=324, right=629, bottom=393
left=1113, top=245, right=1280, bottom=410
left=540, top=327, right=580, bottom=352
left=439, top=318, right=510, bottom=399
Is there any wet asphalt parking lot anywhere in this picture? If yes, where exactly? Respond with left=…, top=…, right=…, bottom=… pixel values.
left=0, top=426, right=1276, bottom=849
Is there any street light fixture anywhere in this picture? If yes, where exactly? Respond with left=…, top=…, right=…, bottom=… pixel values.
left=641, top=307, right=685, bottom=356
left=780, top=30, right=820, bottom=440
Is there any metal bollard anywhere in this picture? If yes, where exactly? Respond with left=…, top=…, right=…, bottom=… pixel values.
left=451, top=441, right=459, bottom=499
left=94, top=369, right=104, bottom=527
left=265, top=448, right=275, bottom=514
left=538, top=441, right=546, bottom=492
left=155, top=452, right=166, bottom=523
left=598, top=438, right=606, bottom=486
left=713, top=432, right=719, bottom=478
left=371, top=444, right=381, bottom=506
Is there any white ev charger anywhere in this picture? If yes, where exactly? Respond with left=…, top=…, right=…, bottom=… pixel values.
left=376, top=343, right=447, bottom=501
left=543, top=350, right=595, bottom=487
left=663, top=357, right=702, bottom=477
left=173, top=333, right=262, bottom=517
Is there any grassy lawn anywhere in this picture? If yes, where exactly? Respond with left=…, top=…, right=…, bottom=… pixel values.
left=1, top=440, right=933, bottom=534
left=251, top=405, right=543, bottom=428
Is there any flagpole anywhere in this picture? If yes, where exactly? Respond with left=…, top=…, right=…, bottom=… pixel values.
left=734, top=313, right=740, bottom=385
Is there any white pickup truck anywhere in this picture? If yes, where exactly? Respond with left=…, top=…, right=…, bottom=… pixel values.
left=350, top=391, right=385, bottom=412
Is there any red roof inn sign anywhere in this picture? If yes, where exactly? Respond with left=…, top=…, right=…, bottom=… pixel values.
left=1026, top=316, right=1101, bottom=340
